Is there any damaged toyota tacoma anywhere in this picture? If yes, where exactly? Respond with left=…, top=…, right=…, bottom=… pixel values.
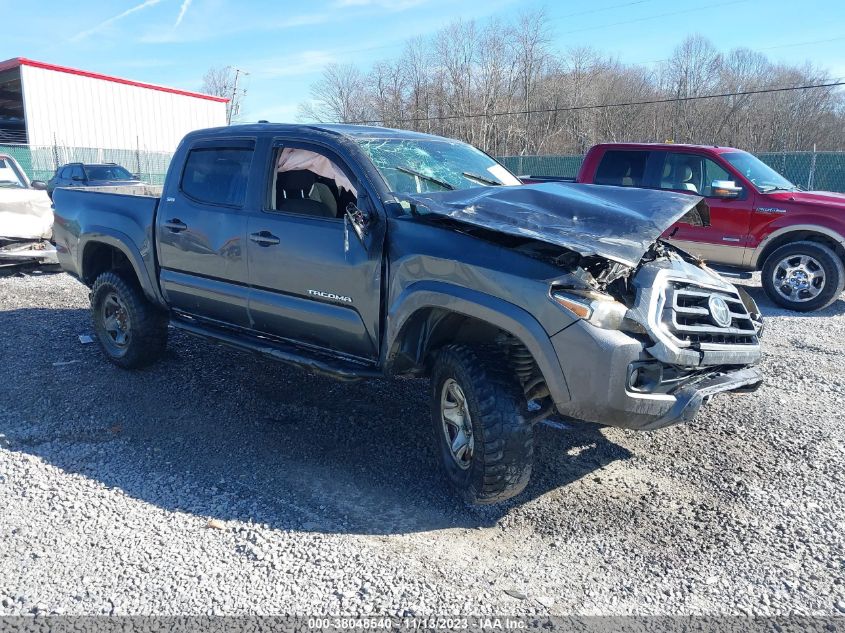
left=52, top=124, right=764, bottom=504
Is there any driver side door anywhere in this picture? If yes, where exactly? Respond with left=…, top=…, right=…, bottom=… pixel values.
left=245, top=140, right=385, bottom=361
left=657, top=151, right=755, bottom=267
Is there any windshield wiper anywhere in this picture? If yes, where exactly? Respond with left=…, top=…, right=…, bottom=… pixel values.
left=462, top=171, right=500, bottom=186
left=396, top=166, right=454, bottom=191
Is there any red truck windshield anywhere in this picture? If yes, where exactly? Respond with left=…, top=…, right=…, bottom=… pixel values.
left=721, top=151, right=798, bottom=193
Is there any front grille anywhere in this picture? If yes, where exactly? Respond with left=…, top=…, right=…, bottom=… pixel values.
left=661, top=282, right=759, bottom=346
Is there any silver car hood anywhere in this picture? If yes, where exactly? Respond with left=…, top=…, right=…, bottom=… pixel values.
left=402, top=182, right=709, bottom=267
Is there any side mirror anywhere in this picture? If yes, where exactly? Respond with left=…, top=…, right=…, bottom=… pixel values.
left=131, top=173, right=141, bottom=180
left=30, top=180, right=47, bottom=191
left=71, top=175, right=85, bottom=182
left=711, top=180, right=742, bottom=199
left=344, top=202, right=370, bottom=245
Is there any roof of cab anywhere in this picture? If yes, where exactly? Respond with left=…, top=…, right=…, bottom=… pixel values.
left=589, top=142, right=745, bottom=155
left=182, top=122, right=454, bottom=143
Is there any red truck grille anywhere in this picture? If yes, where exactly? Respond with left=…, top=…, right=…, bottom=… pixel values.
left=661, top=282, right=759, bottom=347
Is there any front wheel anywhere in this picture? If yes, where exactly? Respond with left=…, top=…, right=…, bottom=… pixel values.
left=430, top=345, right=533, bottom=505
left=91, top=271, right=168, bottom=368
left=761, top=241, right=845, bottom=312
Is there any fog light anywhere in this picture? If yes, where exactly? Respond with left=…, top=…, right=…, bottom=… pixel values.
left=628, top=361, right=663, bottom=393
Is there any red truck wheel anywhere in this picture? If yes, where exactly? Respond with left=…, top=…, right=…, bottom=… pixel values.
left=761, top=241, right=845, bottom=312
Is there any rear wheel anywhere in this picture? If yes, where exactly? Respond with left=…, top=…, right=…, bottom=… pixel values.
left=761, top=241, right=845, bottom=312
left=430, top=345, right=533, bottom=505
left=91, top=271, right=168, bottom=368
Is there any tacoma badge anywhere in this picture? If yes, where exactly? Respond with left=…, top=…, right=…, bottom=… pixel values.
left=307, top=289, right=353, bottom=304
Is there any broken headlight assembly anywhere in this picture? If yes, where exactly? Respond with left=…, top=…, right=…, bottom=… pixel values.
left=550, top=289, right=646, bottom=334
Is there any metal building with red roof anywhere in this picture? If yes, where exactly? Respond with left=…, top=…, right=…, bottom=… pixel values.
left=0, top=57, right=227, bottom=151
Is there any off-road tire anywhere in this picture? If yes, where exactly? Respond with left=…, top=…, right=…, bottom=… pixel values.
left=430, top=345, right=533, bottom=505
left=90, top=271, right=168, bottom=368
left=761, top=241, right=845, bottom=312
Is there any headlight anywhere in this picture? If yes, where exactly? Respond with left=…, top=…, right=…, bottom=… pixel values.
left=551, top=289, right=644, bottom=333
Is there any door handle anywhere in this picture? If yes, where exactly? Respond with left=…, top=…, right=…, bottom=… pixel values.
left=249, top=231, right=280, bottom=247
left=163, top=218, right=188, bottom=232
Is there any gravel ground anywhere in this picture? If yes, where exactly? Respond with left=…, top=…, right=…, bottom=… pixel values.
left=0, top=270, right=843, bottom=617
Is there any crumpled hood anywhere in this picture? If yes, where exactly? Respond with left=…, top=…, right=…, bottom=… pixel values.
left=0, top=187, right=53, bottom=240
left=401, top=182, right=709, bottom=267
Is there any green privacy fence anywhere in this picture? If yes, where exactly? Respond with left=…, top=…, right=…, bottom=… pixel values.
left=497, top=151, right=845, bottom=193
left=3, top=142, right=845, bottom=193
left=0, top=144, right=172, bottom=185
left=755, top=152, right=845, bottom=192
left=497, top=155, right=585, bottom=180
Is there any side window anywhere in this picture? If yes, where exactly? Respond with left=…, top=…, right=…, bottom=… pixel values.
left=59, top=167, right=71, bottom=179
left=659, top=153, right=708, bottom=194
left=702, top=158, right=732, bottom=197
left=594, top=150, right=648, bottom=187
left=269, top=146, right=358, bottom=220
left=181, top=147, right=253, bottom=207
left=658, top=153, right=732, bottom=197
left=71, top=166, right=86, bottom=181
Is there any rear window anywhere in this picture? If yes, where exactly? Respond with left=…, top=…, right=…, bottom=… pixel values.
left=181, top=147, right=253, bottom=207
left=594, top=150, right=648, bottom=187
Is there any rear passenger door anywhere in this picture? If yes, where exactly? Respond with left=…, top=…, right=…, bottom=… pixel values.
left=244, top=139, right=384, bottom=361
left=156, top=138, right=254, bottom=327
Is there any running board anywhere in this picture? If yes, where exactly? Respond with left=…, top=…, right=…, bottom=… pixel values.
left=709, top=265, right=753, bottom=280
left=170, top=317, right=382, bottom=382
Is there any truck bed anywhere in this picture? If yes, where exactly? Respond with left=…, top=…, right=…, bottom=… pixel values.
left=51, top=185, right=163, bottom=300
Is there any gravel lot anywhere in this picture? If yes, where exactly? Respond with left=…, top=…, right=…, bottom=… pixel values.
left=0, top=270, right=843, bottom=617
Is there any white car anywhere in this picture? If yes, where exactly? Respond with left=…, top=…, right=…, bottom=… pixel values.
left=0, top=153, right=56, bottom=264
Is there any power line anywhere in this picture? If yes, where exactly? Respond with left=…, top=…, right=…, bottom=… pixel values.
left=558, top=0, right=750, bottom=35
left=346, top=80, right=845, bottom=125
left=628, top=34, right=845, bottom=66
left=549, top=0, right=655, bottom=21
left=759, top=34, right=845, bottom=51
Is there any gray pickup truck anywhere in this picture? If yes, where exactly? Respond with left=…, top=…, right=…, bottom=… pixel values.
left=52, top=123, right=764, bottom=504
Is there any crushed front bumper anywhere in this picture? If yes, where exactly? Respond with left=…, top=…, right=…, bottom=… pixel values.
left=636, top=366, right=762, bottom=430
left=550, top=322, right=763, bottom=431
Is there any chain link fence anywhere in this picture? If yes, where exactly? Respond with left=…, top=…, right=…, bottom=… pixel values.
left=0, top=144, right=173, bottom=185
left=498, top=151, right=845, bottom=192
left=3, top=143, right=844, bottom=193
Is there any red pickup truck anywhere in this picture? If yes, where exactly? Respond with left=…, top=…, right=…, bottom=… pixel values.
left=571, top=143, right=845, bottom=312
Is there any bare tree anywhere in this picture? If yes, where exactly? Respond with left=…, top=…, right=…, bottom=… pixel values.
left=297, top=25, right=845, bottom=155
left=298, top=64, right=369, bottom=124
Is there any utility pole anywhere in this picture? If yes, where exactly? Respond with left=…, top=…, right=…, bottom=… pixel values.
left=226, top=66, right=249, bottom=125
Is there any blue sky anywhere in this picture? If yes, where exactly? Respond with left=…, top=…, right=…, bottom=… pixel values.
left=2, top=0, right=843, bottom=122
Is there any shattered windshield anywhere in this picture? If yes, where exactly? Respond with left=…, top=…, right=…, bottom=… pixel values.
left=357, top=138, right=521, bottom=194
left=722, top=152, right=797, bottom=193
